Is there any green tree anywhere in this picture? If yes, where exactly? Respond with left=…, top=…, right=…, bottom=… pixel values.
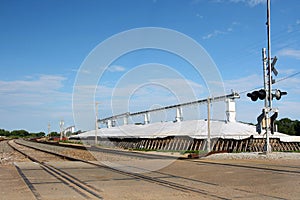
left=276, top=118, right=300, bottom=136
left=10, top=130, right=30, bottom=137
left=0, top=129, right=10, bottom=137
left=30, top=132, right=46, bottom=137
left=294, top=120, right=300, bottom=136
left=48, top=131, right=60, bottom=137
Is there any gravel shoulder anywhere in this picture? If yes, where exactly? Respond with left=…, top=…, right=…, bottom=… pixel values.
left=204, top=152, right=300, bottom=160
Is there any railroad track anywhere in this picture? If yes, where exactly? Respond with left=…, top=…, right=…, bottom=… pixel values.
left=32, top=139, right=300, bottom=174
left=8, top=140, right=103, bottom=200
left=11, top=139, right=298, bottom=199
left=11, top=139, right=232, bottom=199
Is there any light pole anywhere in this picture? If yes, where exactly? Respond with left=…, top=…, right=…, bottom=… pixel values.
left=207, top=97, right=211, bottom=152
left=59, top=120, right=64, bottom=140
left=48, top=122, right=51, bottom=137
left=95, top=102, right=100, bottom=145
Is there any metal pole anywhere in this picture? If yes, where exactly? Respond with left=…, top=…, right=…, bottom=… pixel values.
left=262, top=48, right=268, bottom=108
left=262, top=48, right=270, bottom=153
left=48, top=123, right=50, bottom=137
left=59, top=120, right=64, bottom=141
left=265, top=0, right=272, bottom=153
left=267, top=0, right=272, bottom=109
left=95, top=102, right=99, bottom=145
left=207, top=97, right=211, bottom=152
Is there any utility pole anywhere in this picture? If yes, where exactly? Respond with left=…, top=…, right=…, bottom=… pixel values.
left=48, top=122, right=51, bottom=137
left=95, top=102, right=100, bottom=145
left=207, top=97, right=211, bottom=152
left=59, top=120, right=64, bottom=141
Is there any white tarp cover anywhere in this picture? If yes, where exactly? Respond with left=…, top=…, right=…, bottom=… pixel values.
left=71, top=120, right=300, bottom=142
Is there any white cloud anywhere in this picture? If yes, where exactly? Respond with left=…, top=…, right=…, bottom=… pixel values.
left=202, top=22, right=238, bottom=40
left=224, top=74, right=262, bottom=93
left=107, top=65, right=126, bottom=72
left=71, top=68, right=90, bottom=74
left=229, top=0, right=266, bottom=7
left=286, top=19, right=300, bottom=33
left=0, top=75, right=73, bottom=132
left=0, top=75, right=70, bottom=108
left=0, top=75, right=64, bottom=93
left=206, top=0, right=265, bottom=7
left=195, top=13, right=204, bottom=19
left=203, top=30, right=226, bottom=40
left=277, top=48, right=300, bottom=60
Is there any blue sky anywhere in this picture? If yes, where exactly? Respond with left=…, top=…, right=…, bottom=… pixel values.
left=0, top=0, right=299, bottom=133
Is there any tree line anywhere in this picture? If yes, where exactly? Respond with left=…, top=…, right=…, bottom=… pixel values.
left=0, top=129, right=82, bottom=139
left=275, top=118, right=300, bottom=136
left=0, top=129, right=45, bottom=138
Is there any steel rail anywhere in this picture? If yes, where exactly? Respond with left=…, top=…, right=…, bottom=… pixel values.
left=8, top=140, right=103, bottom=200
left=15, top=139, right=295, bottom=200
left=13, top=140, right=228, bottom=199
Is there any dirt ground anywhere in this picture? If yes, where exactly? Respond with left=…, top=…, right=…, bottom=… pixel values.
left=0, top=140, right=35, bottom=200
left=1, top=140, right=300, bottom=200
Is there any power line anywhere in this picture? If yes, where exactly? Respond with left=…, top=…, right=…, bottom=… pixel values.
left=239, top=71, right=300, bottom=95
left=275, top=71, right=300, bottom=84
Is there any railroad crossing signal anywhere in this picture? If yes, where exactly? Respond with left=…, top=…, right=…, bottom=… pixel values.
left=256, top=111, right=265, bottom=134
left=247, top=89, right=266, bottom=101
left=270, top=111, right=278, bottom=134
left=270, top=56, right=278, bottom=76
left=273, top=89, right=287, bottom=100
left=247, top=89, right=287, bottom=101
left=256, top=109, right=278, bottom=135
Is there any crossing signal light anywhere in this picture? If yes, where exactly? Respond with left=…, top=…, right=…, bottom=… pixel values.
left=256, top=111, right=265, bottom=134
left=272, top=89, right=287, bottom=100
left=270, top=111, right=278, bottom=134
left=247, top=89, right=266, bottom=101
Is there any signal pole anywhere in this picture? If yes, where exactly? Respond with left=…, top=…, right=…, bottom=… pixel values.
left=267, top=0, right=273, bottom=110
left=247, top=0, right=286, bottom=153
left=262, top=47, right=271, bottom=153
left=264, top=0, right=272, bottom=153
